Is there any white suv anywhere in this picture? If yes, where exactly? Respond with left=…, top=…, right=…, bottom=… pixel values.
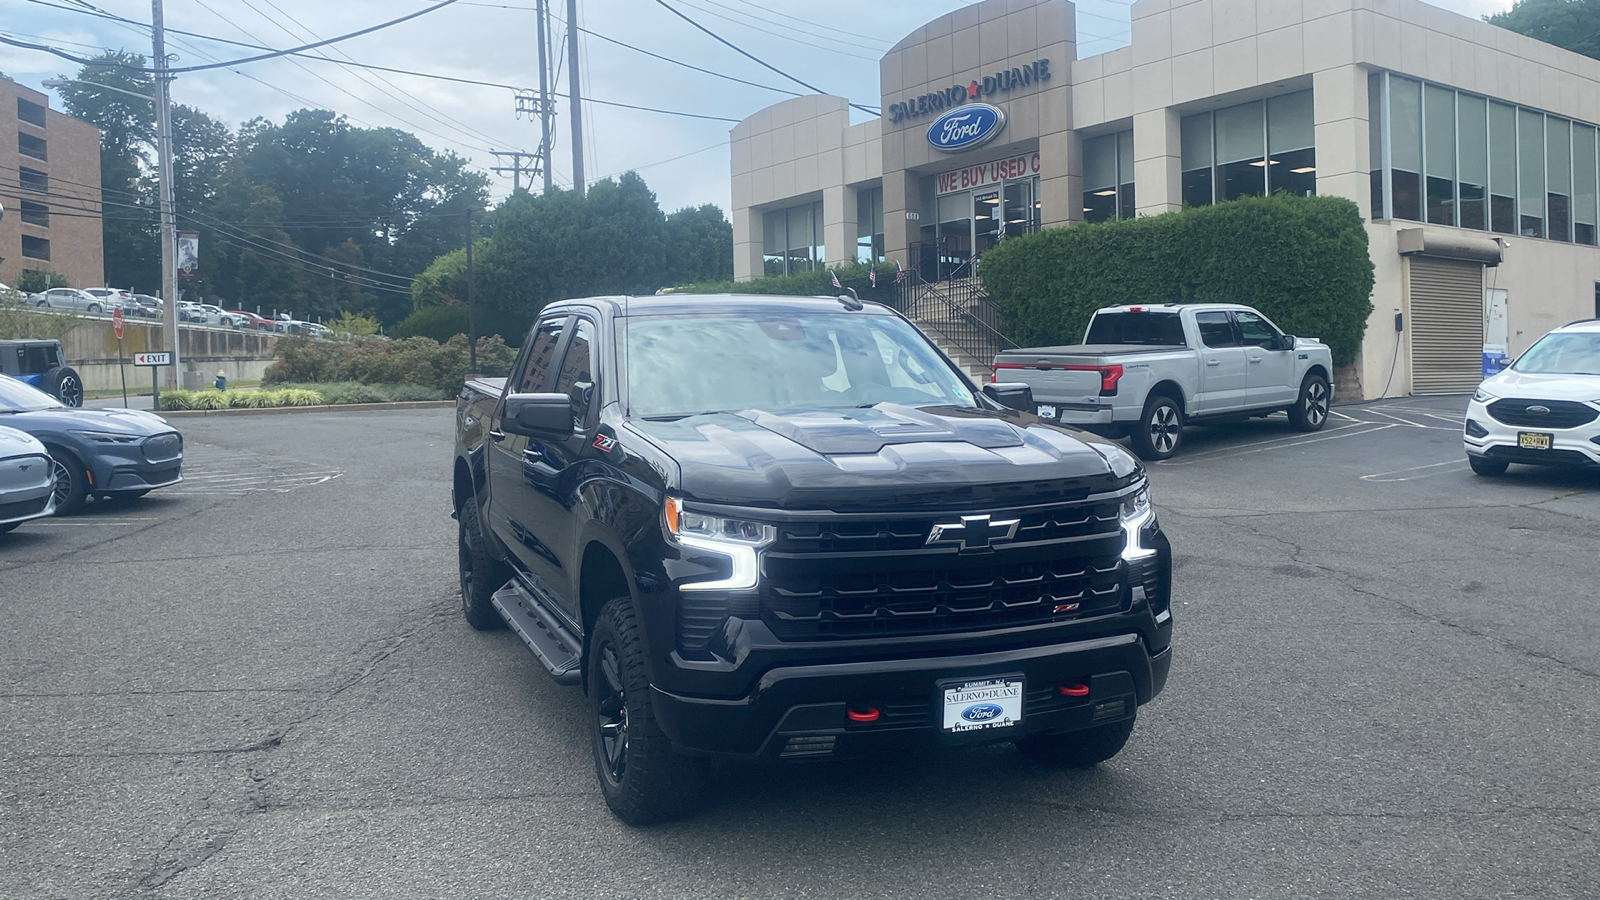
left=1464, top=318, right=1600, bottom=476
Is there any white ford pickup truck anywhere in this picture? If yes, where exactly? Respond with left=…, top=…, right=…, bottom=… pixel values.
left=993, top=303, right=1335, bottom=460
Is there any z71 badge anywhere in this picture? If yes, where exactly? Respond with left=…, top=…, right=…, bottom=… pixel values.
left=592, top=434, right=618, bottom=453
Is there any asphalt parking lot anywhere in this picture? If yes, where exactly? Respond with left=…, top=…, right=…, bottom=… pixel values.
left=2, top=399, right=1597, bottom=899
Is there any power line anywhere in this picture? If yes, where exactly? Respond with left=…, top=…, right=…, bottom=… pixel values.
left=691, top=0, right=891, bottom=53
left=649, top=0, right=880, bottom=116
left=167, top=0, right=466, bottom=74
left=671, top=0, right=881, bottom=61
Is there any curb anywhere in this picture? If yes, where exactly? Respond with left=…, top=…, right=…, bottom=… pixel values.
left=157, top=400, right=456, bottom=418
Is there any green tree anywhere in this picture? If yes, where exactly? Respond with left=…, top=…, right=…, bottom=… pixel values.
left=664, top=204, right=734, bottom=284
left=56, top=51, right=158, bottom=291
left=1486, top=0, right=1600, bottom=60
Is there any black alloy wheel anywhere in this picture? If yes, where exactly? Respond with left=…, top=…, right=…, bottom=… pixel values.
left=594, top=640, right=630, bottom=787
left=1289, top=374, right=1330, bottom=432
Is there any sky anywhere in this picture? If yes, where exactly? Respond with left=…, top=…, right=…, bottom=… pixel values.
left=2, top=0, right=1516, bottom=216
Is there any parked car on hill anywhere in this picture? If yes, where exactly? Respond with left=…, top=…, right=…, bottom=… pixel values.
left=228, top=310, right=274, bottom=330
left=1465, top=318, right=1600, bottom=476
left=0, top=374, right=183, bottom=514
left=993, top=303, right=1335, bottom=460
left=33, top=288, right=105, bottom=314
left=83, top=288, right=133, bottom=312
left=0, top=424, right=57, bottom=534
left=127, top=295, right=162, bottom=319
left=0, top=339, right=83, bottom=407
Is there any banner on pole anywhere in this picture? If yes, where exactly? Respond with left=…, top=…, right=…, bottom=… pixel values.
left=177, top=231, right=200, bottom=280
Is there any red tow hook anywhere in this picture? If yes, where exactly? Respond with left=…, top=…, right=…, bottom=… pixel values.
left=846, top=706, right=881, bottom=723
left=1058, top=683, right=1090, bottom=697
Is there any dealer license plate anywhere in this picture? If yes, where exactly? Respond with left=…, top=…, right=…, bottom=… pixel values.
left=942, top=678, right=1024, bottom=733
left=1036, top=404, right=1057, bottom=420
left=1518, top=432, right=1553, bottom=450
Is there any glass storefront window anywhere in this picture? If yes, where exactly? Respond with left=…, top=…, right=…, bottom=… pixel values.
left=1083, top=133, right=1120, bottom=223
left=1424, top=84, right=1456, bottom=225
left=1182, top=112, right=1215, bottom=208
left=1389, top=77, right=1423, bottom=221
left=1458, top=94, right=1488, bottom=231
left=1575, top=124, right=1598, bottom=246
left=1519, top=108, right=1545, bottom=237
left=1118, top=132, right=1136, bottom=219
left=1547, top=117, right=1572, bottom=242
left=762, top=200, right=824, bottom=276
left=1268, top=90, right=1315, bottom=197
left=856, top=186, right=884, bottom=263
left=1216, top=100, right=1266, bottom=201
left=1370, top=73, right=1386, bottom=219
left=1490, top=100, right=1518, bottom=234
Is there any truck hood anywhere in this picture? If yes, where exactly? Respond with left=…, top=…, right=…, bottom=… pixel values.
left=626, top=403, right=1129, bottom=511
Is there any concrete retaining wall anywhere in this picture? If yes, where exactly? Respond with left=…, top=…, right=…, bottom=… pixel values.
left=58, top=319, right=279, bottom=392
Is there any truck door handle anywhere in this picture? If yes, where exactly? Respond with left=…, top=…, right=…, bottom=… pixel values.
left=1249, top=357, right=1263, bottom=364
left=1205, top=359, right=1220, bottom=367
left=488, top=429, right=505, bottom=442
left=523, top=447, right=543, bottom=463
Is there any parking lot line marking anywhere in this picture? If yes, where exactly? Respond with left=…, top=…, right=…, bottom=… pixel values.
left=1158, top=423, right=1393, bottom=465
left=1360, top=458, right=1471, bottom=482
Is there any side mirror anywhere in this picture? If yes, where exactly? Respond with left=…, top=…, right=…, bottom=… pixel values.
left=503, top=393, right=574, bottom=438
left=1497, top=356, right=1514, bottom=370
left=1272, top=334, right=1297, bottom=351
left=983, top=382, right=1035, bottom=413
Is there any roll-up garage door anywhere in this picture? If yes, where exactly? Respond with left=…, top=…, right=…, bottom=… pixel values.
left=1409, top=257, right=1484, bottom=393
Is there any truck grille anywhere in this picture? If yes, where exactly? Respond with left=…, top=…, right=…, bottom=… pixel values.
left=761, top=500, right=1128, bottom=640
left=1487, top=399, right=1598, bottom=429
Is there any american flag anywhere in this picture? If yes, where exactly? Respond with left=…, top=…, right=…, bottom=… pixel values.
left=895, top=259, right=905, bottom=284
left=830, top=270, right=841, bottom=289
left=869, top=267, right=877, bottom=288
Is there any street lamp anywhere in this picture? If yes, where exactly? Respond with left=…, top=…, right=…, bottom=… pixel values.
left=41, top=69, right=180, bottom=394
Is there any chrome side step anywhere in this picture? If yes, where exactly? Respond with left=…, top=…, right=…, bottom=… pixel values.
left=491, top=580, right=583, bottom=686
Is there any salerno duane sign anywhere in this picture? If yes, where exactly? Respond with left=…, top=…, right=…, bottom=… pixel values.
left=886, top=59, right=1052, bottom=123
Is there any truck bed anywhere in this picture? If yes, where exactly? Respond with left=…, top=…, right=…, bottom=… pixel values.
left=993, top=344, right=1181, bottom=367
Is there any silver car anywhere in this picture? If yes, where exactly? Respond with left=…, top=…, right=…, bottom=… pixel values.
left=33, top=288, right=105, bottom=314
left=0, top=424, right=57, bottom=534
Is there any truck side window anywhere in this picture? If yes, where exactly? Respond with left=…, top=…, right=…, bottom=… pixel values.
left=1234, top=311, right=1276, bottom=348
left=517, top=320, right=566, bottom=393
left=553, top=321, right=594, bottom=426
left=1195, top=312, right=1238, bottom=348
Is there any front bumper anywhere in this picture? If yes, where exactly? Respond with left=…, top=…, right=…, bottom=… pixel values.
left=0, top=480, right=57, bottom=527
left=650, top=626, right=1171, bottom=760
left=83, top=436, right=185, bottom=494
left=1463, top=399, right=1600, bottom=468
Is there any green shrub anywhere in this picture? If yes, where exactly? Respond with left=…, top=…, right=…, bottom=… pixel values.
left=188, top=391, right=229, bottom=410
left=158, top=389, right=199, bottom=410
left=265, top=334, right=516, bottom=394
left=391, top=304, right=532, bottom=345
left=980, top=193, right=1376, bottom=366
left=280, top=389, right=325, bottom=406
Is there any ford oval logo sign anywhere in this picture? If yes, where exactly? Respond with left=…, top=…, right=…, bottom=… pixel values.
left=927, top=104, right=1006, bottom=152
left=961, top=703, right=1004, bottom=723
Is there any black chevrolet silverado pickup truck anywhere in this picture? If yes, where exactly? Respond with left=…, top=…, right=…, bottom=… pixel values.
left=452, top=293, right=1173, bottom=824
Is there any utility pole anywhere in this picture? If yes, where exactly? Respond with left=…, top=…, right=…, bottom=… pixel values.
left=536, top=0, right=553, bottom=192
left=566, top=0, right=584, bottom=196
left=490, top=149, right=539, bottom=192
left=152, top=0, right=180, bottom=391
left=465, top=209, right=476, bottom=373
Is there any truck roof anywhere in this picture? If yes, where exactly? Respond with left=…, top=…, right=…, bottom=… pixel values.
left=1096, top=302, right=1256, bottom=314
left=542, top=294, right=896, bottom=317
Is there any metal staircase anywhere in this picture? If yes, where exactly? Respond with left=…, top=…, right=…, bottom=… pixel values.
left=891, top=246, right=1016, bottom=383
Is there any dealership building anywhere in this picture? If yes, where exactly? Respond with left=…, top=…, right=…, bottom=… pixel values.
left=729, top=0, right=1600, bottom=398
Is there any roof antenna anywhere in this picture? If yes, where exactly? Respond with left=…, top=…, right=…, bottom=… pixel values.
left=838, top=287, right=863, bottom=311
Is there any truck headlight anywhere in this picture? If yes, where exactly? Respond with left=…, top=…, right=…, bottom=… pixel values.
left=664, top=497, right=775, bottom=592
left=1119, top=484, right=1157, bottom=562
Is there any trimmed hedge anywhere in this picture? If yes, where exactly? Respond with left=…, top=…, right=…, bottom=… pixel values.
left=677, top=261, right=902, bottom=306
left=264, top=333, right=517, bottom=394
left=981, top=194, right=1376, bottom=366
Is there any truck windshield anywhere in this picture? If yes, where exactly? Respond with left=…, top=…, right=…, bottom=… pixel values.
left=1085, top=311, right=1186, bottom=346
left=623, top=311, right=976, bottom=418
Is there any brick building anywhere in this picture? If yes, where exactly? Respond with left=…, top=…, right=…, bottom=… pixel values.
left=0, top=77, right=104, bottom=291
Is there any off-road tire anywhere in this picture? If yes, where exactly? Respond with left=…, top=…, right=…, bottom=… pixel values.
left=41, top=366, right=83, bottom=408
left=589, top=597, right=710, bottom=825
left=1288, top=373, right=1330, bottom=432
left=1015, top=715, right=1137, bottom=768
left=46, top=447, right=90, bottom=515
left=1131, top=394, right=1183, bottom=461
left=458, top=496, right=509, bottom=631
left=1468, top=455, right=1509, bottom=477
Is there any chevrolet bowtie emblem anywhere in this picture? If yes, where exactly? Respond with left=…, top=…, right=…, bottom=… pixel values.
left=927, top=514, right=1020, bottom=551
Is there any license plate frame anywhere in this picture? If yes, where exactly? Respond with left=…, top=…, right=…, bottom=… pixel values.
left=1518, top=431, right=1553, bottom=450
left=939, top=676, right=1025, bottom=735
